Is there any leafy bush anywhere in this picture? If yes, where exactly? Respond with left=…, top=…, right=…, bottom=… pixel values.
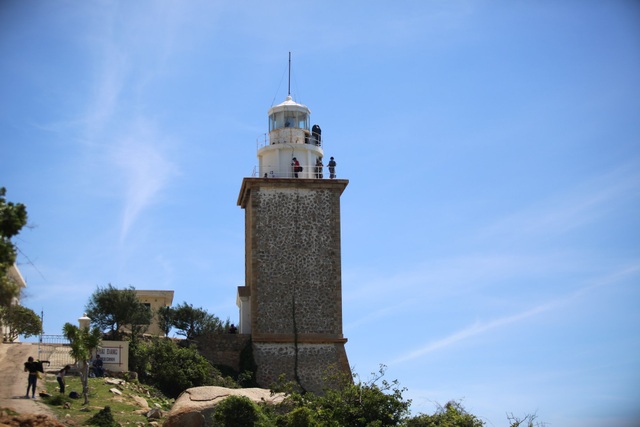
left=285, top=406, right=320, bottom=427
left=85, top=406, right=119, bottom=427
left=128, top=337, right=149, bottom=377
left=272, top=365, right=410, bottom=427
left=146, top=338, right=235, bottom=398
left=212, top=395, right=264, bottom=427
left=405, top=401, right=485, bottom=427
left=44, top=393, right=72, bottom=406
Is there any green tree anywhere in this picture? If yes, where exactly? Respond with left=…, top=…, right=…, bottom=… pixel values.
left=85, top=284, right=151, bottom=340
left=63, top=322, right=102, bottom=405
left=157, top=306, right=174, bottom=336
left=0, top=272, right=20, bottom=308
left=0, top=187, right=28, bottom=307
left=170, top=302, right=226, bottom=339
left=0, top=304, right=41, bottom=342
left=405, top=401, right=485, bottom=427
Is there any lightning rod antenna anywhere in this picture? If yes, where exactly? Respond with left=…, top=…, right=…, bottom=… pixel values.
left=288, top=51, right=291, bottom=97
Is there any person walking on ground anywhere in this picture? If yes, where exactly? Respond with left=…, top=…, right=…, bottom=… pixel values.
left=23, top=356, right=41, bottom=398
left=56, top=365, right=71, bottom=393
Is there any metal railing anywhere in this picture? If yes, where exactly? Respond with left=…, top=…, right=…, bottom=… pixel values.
left=256, top=134, right=324, bottom=150
left=38, top=334, right=74, bottom=370
left=252, top=164, right=338, bottom=179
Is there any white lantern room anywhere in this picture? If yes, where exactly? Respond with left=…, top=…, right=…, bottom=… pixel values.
left=257, top=95, right=324, bottom=179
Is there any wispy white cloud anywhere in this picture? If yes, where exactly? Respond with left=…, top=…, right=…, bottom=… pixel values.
left=391, top=301, right=555, bottom=365
left=84, top=45, right=128, bottom=138
left=345, top=299, right=413, bottom=332
left=474, top=161, right=640, bottom=245
left=345, top=162, right=640, bottom=318
left=390, top=262, right=640, bottom=364
left=110, top=120, right=179, bottom=241
left=63, top=3, right=191, bottom=241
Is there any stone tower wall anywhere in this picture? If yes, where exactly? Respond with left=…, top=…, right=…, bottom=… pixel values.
left=195, top=334, right=251, bottom=372
left=253, top=342, right=350, bottom=393
left=247, top=184, right=344, bottom=336
left=238, top=178, right=350, bottom=393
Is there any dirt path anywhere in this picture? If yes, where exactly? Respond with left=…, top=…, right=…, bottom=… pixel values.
left=0, top=342, right=56, bottom=416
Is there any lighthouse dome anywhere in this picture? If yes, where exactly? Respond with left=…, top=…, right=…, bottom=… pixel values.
left=268, top=95, right=310, bottom=133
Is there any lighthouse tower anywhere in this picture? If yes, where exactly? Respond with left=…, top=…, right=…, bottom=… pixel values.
left=236, top=89, right=350, bottom=393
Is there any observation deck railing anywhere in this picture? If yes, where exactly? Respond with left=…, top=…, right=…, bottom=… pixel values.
left=251, top=164, right=338, bottom=179
left=256, top=133, right=323, bottom=150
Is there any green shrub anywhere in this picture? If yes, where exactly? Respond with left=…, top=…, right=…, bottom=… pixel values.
left=128, top=338, right=149, bottom=376
left=44, top=393, right=72, bottom=406
left=314, top=366, right=410, bottom=427
left=286, top=406, right=319, bottom=427
left=146, top=338, right=235, bottom=398
left=84, top=406, right=119, bottom=427
left=212, top=395, right=262, bottom=426
left=405, top=401, right=485, bottom=427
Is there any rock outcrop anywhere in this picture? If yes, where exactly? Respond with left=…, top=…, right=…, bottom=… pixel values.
left=163, top=386, right=285, bottom=427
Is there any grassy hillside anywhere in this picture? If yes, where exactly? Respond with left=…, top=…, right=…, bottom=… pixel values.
left=40, top=373, right=173, bottom=425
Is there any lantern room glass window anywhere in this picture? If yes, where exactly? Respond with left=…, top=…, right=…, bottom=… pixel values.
left=269, top=111, right=309, bottom=132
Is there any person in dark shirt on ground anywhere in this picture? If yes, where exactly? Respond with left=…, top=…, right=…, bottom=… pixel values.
left=24, top=356, right=42, bottom=398
left=92, top=354, right=104, bottom=377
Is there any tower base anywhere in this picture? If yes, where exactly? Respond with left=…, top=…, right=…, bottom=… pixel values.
left=253, top=341, right=350, bottom=394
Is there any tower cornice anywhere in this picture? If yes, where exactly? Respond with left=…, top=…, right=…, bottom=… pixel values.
left=237, top=177, right=349, bottom=208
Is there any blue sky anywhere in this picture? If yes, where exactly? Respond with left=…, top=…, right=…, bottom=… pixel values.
left=2, top=1, right=639, bottom=425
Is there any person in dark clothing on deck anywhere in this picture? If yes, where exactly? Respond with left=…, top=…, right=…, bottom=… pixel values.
left=328, top=157, right=337, bottom=179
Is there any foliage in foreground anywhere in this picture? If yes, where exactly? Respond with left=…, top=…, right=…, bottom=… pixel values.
left=211, top=365, right=542, bottom=427
left=405, top=401, right=484, bottom=427
left=268, top=365, right=411, bottom=427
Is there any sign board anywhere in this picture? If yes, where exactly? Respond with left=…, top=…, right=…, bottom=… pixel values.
left=96, top=346, right=122, bottom=365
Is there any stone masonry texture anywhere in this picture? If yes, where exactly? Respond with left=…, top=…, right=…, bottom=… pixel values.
left=250, top=186, right=342, bottom=336
left=238, top=178, right=350, bottom=393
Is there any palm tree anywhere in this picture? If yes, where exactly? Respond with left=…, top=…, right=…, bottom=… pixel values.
left=63, top=323, right=102, bottom=405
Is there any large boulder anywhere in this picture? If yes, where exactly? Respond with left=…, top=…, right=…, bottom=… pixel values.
left=163, top=386, right=285, bottom=427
